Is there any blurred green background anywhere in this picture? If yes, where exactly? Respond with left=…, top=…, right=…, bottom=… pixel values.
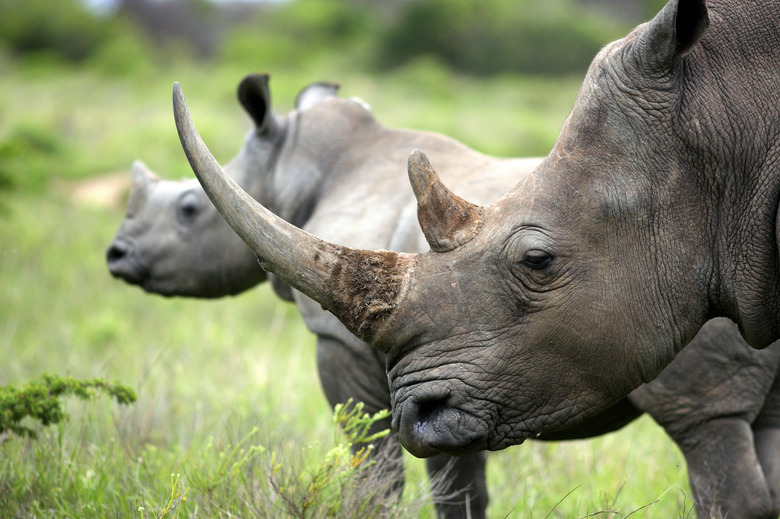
left=0, top=1, right=694, bottom=517
left=0, top=0, right=671, bottom=191
left=0, top=0, right=673, bottom=193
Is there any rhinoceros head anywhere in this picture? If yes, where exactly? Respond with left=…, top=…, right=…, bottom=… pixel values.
left=177, top=0, right=780, bottom=457
left=106, top=158, right=269, bottom=297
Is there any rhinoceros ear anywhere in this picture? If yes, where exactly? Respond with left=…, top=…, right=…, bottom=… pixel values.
left=295, top=82, right=340, bottom=111
left=130, top=160, right=158, bottom=188
left=408, top=150, right=482, bottom=253
left=237, top=74, right=276, bottom=132
left=633, top=0, right=708, bottom=74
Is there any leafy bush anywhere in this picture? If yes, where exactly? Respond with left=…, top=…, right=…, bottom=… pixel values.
left=176, top=400, right=407, bottom=517
left=265, top=400, right=392, bottom=518
left=375, top=0, right=631, bottom=76
left=0, top=123, right=68, bottom=193
left=0, top=374, right=136, bottom=439
left=86, top=19, right=158, bottom=77
left=220, top=0, right=378, bottom=71
left=0, top=0, right=109, bottom=62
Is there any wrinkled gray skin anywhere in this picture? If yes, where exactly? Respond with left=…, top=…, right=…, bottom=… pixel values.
left=109, top=76, right=542, bottom=518
left=174, top=1, right=780, bottom=517
left=628, top=320, right=780, bottom=518
left=147, top=75, right=780, bottom=517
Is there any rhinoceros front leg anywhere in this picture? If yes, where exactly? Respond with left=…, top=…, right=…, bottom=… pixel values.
left=315, top=334, right=489, bottom=518
left=754, top=427, right=780, bottom=517
left=315, top=335, right=405, bottom=500
left=680, top=418, right=776, bottom=519
left=426, top=452, right=488, bottom=519
left=753, top=372, right=780, bottom=517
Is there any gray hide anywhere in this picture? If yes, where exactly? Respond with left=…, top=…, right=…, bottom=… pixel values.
left=135, top=73, right=780, bottom=517
left=110, top=75, right=540, bottom=518
left=174, top=0, right=780, bottom=516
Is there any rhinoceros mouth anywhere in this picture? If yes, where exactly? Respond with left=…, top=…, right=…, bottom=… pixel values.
left=107, top=239, right=150, bottom=286
left=392, top=386, right=490, bottom=458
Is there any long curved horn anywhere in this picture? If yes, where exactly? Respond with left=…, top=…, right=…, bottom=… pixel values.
left=408, top=150, right=482, bottom=252
left=173, top=82, right=410, bottom=345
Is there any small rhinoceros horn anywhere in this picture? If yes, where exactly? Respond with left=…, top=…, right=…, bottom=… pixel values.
left=408, top=150, right=482, bottom=253
left=130, top=160, right=158, bottom=188
left=173, top=82, right=411, bottom=347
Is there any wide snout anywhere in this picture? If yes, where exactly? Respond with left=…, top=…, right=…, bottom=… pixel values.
left=106, top=238, right=148, bottom=285
left=391, top=384, right=490, bottom=458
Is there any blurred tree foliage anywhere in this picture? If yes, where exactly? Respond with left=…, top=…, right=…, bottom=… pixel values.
left=0, top=0, right=639, bottom=77
left=0, top=123, right=71, bottom=197
left=376, top=0, right=630, bottom=76
left=221, top=0, right=379, bottom=70
left=224, top=0, right=632, bottom=76
left=0, top=0, right=208, bottom=73
left=0, top=0, right=110, bottom=62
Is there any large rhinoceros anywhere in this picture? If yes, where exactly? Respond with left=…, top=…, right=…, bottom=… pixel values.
left=109, top=76, right=543, bottom=518
left=117, top=73, right=779, bottom=516
left=174, top=0, right=780, bottom=517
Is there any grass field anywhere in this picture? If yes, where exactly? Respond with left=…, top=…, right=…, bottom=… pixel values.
left=0, top=58, right=694, bottom=517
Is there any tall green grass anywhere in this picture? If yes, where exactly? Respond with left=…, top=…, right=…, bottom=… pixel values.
left=0, top=62, right=692, bottom=517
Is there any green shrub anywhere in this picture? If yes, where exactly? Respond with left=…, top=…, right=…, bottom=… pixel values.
left=0, top=123, right=68, bottom=192
left=176, top=400, right=401, bottom=517
left=86, top=20, right=157, bottom=78
left=375, top=0, right=631, bottom=76
left=0, top=374, right=136, bottom=439
left=259, top=400, right=397, bottom=518
left=220, top=0, right=377, bottom=71
left=0, top=0, right=109, bottom=63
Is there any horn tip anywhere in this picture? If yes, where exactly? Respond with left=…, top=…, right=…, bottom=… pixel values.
left=172, top=82, right=185, bottom=105
left=130, top=159, right=148, bottom=173
left=407, top=149, right=433, bottom=176
left=408, top=149, right=427, bottom=165
left=407, top=149, right=435, bottom=198
left=172, top=82, right=190, bottom=132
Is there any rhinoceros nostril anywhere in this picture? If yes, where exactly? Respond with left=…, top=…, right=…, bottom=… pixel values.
left=106, top=242, right=128, bottom=263
left=416, top=396, right=448, bottom=428
left=395, top=392, right=452, bottom=458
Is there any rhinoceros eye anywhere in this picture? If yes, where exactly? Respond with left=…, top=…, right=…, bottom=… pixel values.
left=522, top=251, right=553, bottom=270
left=176, top=191, right=201, bottom=225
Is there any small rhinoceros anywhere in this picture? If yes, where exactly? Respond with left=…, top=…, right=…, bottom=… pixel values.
left=173, top=0, right=780, bottom=515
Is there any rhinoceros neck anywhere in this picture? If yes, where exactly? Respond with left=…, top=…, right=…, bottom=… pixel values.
left=231, top=121, right=293, bottom=220
left=683, top=2, right=780, bottom=347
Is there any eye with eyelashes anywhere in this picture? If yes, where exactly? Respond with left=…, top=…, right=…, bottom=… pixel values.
left=521, top=251, right=554, bottom=270
left=504, top=227, right=557, bottom=273
left=512, top=247, right=561, bottom=296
